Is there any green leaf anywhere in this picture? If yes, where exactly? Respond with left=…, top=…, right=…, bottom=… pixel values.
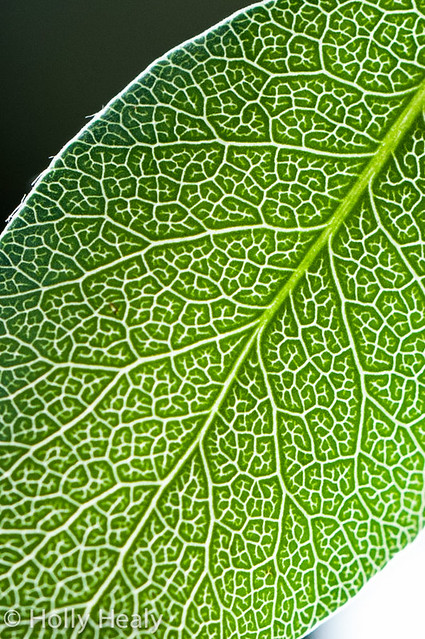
left=1, top=0, right=425, bottom=637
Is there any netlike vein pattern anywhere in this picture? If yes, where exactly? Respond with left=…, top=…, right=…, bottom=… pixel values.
left=1, top=1, right=425, bottom=638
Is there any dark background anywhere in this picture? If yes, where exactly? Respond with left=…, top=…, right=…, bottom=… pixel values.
left=0, top=0, right=255, bottom=230
left=0, top=3, right=320, bottom=635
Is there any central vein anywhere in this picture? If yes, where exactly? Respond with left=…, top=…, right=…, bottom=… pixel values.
left=197, top=75, right=425, bottom=446
left=68, top=78, right=425, bottom=619
left=260, top=76, right=425, bottom=331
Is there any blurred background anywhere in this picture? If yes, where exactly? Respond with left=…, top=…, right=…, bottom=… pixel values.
left=0, top=0, right=252, bottom=227
left=1, top=1, right=424, bottom=637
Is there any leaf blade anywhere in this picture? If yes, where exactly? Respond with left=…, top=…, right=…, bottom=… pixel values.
left=1, top=1, right=425, bottom=638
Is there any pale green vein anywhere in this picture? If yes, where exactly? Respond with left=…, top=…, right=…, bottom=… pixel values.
left=62, top=77, right=425, bottom=625
left=260, top=76, right=425, bottom=332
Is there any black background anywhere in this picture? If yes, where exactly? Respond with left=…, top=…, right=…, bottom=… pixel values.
left=0, top=0, right=254, bottom=229
left=0, top=2, right=320, bottom=636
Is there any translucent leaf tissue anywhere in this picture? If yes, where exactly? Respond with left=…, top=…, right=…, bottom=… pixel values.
left=1, top=1, right=425, bottom=637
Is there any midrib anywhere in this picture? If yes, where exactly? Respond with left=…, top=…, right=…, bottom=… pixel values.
left=154, top=77, right=425, bottom=503
left=198, top=77, right=425, bottom=440
left=260, top=77, right=425, bottom=331
left=151, top=78, right=425, bottom=510
left=63, top=78, right=425, bottom=619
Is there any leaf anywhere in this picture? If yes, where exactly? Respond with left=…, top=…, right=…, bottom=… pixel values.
left=1, top=0, right=425, bottom=637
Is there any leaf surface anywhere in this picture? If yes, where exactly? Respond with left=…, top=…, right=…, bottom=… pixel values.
left=2, top=1, right=425, bottom=637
